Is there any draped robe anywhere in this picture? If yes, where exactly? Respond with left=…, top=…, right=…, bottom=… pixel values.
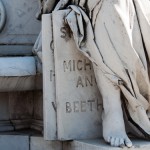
left=54, top=0, right=150, bottom=138
left=35, top=0, right=150, bottom=138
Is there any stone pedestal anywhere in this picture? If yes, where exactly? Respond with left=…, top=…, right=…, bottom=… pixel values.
left=63, top=139, right=150, bottom=150
left=0, top=133, right=62, bottom=150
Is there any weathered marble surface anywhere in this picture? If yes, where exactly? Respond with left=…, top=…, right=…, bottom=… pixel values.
left=53, top=10, right=102, bottom=140
left=0, top=56, right=42, bottom=92
left=9, top=92, right=33, bottom=120
left=63, top=139, right=150, bottom=150
left=0, top=134, right=62, bottom=150
left=42, top=14, right=57, bottom=140
left=0, top=0, right=40, bottom=56
left=31, top=90, right=43, bottom=131
left=0, top=90, right=43, bottom=131
left=0, top=93, right=14, bottom=131
left=45, top=0, right=150, bottom=147
left=0, top=0, right=40, bottom=44
left=0, top=75, right=42, bottom=92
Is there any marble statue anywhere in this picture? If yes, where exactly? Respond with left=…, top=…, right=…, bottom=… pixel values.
left=36, top=0, right=150, bottom=148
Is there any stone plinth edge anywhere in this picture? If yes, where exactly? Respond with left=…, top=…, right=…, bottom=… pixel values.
left=63, top=139, right=150, bottom=150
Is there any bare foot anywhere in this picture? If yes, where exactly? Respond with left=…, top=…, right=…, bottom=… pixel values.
left=102, top=110, right=132, bottom=147
left=93, top=68, right=132, bottom=147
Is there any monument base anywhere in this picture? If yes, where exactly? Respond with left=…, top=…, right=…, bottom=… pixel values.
left=0, top=130, right=62, bottom=150
left=63, top=139, right=150, bottom=150
left=0, top=134, right=150, bottom=150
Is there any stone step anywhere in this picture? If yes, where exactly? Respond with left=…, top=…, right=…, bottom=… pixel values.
left=0, top=135, right=29, bottom=150
left=63, top=139, right=150, bottom=150
left=30, top=136, right=62, bottom=150
left=0, top=135, right=150, bottom=150
left=0, top=56, right=42, bottom=91
left=0, top=134, right=62, bottom=150
left=0, top=57, right=36, bottom=77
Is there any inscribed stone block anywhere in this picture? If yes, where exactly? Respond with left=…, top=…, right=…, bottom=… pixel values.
left=53, top=10, right=103, bottom=140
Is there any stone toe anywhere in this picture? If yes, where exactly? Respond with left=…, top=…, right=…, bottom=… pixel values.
left=125, top=138, right=132, bottom=148
left=114, top=138, right=120, bottom=147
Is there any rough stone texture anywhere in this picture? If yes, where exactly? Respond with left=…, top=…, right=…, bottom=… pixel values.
left=42, top=14, right=57, bottom=140
left=33, top=90, right=43, bottom=120
left=30, top=136, right=62, bottom=150
left=0, top=135, right=29, bottom=150
left=31, top=90, right=43, bottom=131
left=0, top=56, right=42, bottom=92
left=9, top=91, right=33, bottom=120
left=0, top=76, right=40, bottom=92
left=0, top=93, right=14, bottom=131
left=63, top=139, right=150, bottom=150
left=0, top=93, right=9, bottom=120
left=0, top=0, right=40, bottom=44
left=53, top=10, right=102, bottom=140
left=0, top=0, right=40, bottom=56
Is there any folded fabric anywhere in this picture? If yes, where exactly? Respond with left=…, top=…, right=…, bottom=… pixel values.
left=63, top=0, right=150, bottom=138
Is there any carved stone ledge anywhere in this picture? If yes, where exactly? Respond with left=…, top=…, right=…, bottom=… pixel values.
left=0, top=120, right=14, bottom=132
left=30, top=119, right=43, bottom=132
left=11, top=119, right=31, bottom=130
left=63, top=139, right=150, bottom=150
left=0, top=56, right=42, bottom=92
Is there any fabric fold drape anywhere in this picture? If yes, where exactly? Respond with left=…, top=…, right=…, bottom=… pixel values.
left=34, top=0, right=150, bottom=138
left=63, top=0, right=150, bottom=137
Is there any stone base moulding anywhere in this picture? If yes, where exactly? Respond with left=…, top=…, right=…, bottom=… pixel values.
left=0, top=120, right=14, bottom=132
left=63, top=139, right=150, bottom=150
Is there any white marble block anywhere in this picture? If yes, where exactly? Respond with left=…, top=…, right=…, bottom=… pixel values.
left=53, top=10, right=103, bottom=140
left=42, top=14, right=57, bottom=140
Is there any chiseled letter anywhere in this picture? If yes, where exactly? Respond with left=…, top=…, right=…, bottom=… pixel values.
left=66, top=102, right=72, bottom=113
left=63, top=60, right=72, bottom=72
left=76, top=76, right=84, bottom=87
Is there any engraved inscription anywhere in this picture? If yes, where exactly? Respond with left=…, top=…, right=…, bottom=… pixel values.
left=63, top=59, right=97, bottom=87
left=76, top=75, right=96, bottom=88
left=66, top=99, right=102, bottom=113
left=60, top=25, right=72, bottom=41
left=63, top=59, right=92, bottom=72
